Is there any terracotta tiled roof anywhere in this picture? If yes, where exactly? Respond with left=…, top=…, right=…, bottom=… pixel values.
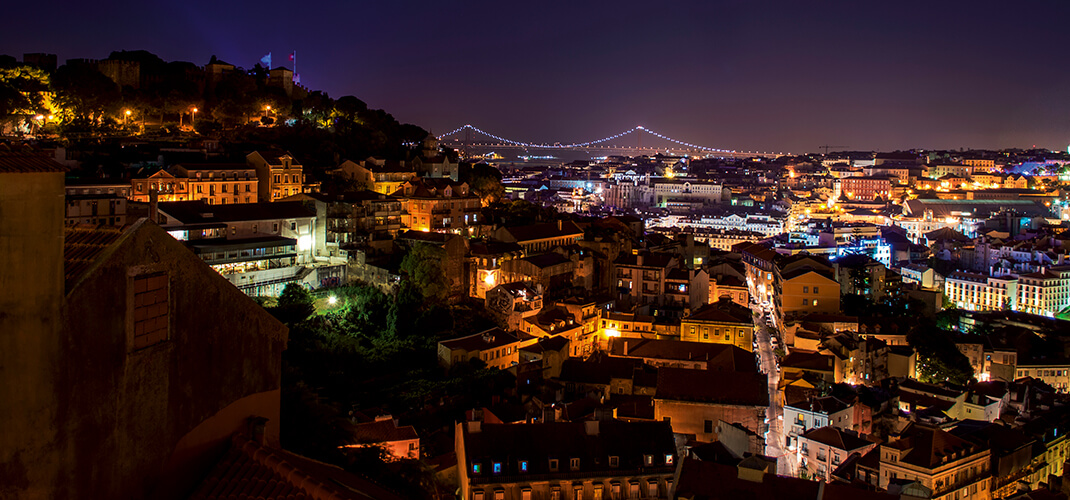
left=676, top=457, right=899, bottom=500
left=685, top=300, right=753, bottom=325
left=884, top=423, right=982, bottom=469
left=656, top=367, right=768, bottom=407
left=608, top=338, right=756, bottom=373
left=0, top=151, right=67, bottom=173
left=504, top=221, right=584, bottom=243
left=190, top=435, right=402, bottom=500
left=64, top=224, right=126, bottom=292
left=352, top=418, right=418, bottom=444
left=800, top=426, right=872, bottom=452
left=440, top=328, right=523, bottom=352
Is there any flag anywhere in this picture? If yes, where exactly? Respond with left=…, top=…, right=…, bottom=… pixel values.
left=260, top=53, right=271, bottom=67
left=289, top=51, right=295, bottom=62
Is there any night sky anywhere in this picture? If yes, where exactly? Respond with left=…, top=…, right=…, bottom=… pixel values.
left=6, top=1, right=1070, bottom=153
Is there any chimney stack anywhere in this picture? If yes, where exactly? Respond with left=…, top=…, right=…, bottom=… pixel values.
left=623, top=340, right=629, bottom=356
left=149, top=188, right=159, bottom=223
left=557, top=219, right=562, bottom=231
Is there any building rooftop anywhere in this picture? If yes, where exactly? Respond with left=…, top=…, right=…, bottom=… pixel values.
left=609, top=338, right=757, bottom=373
left=684, top=299, right=753, bottom=325
left=158, top=200, right=315, bottom=224
left=64, top=224, right=128, bottom=292
left=351, top=418, right=418, bottom=444
left=439, top=328, right=525, bottom=352
left=656, top=367, right=768, bottom=407
left=800, top=426, right=872, bottom=452
left=460, top=421, right=676, bottom=478
left=0, top=150, right=67, bottom=173
left=882, top=423, right=983, bottom=469
left=503, top=220, right=584, bottom=243
left=190, top=434, right=401, bottom=500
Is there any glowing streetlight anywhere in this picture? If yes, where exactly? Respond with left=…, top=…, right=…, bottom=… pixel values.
left=124, top=109, right=131, bottom=126
left=191, top=107, right=198, bottom=125
left=327, top=295, right=338, bottom=306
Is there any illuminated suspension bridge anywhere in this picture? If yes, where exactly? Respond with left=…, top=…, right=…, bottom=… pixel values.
left=437, top=124, right=786, bottom=158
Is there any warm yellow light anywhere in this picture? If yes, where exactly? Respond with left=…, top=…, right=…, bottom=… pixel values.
left=265, top=105, right=271, bottom=111
left=192, top=108, right=198, bottom=113
left=125, top=110, right=131, bottom=116
left=604, top=328, right=620, bottom=338
left=482, top=270, right=497, bottom=287
left=328, top=295, right=338, bottom=305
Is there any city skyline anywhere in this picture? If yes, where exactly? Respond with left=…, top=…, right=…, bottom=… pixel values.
left=5, top=0, right=1070, bottom=153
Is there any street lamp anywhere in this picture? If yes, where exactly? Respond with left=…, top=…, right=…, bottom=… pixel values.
left=124, top=109, right=131, bottom=126
left=191, top=107, right=198, bottom=125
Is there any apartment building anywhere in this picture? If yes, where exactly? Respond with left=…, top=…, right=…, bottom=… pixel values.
left=247, top=151, right=308, bottom=202
left=456, top=420, right=677, bottom=500
left=679, top=298, right=754, bottom=351
left=170, top=163, right=259, bottom=205
left=395, top=178, right=483, bottom=234
left=878, top=423, right=992, bottom=500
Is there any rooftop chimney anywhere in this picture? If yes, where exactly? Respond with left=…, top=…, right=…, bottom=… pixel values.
left=623, top=340, right=629, bottom=356
left=557, top=219, right=563, bottom=231
left=149, top=188, right=159, bottom=223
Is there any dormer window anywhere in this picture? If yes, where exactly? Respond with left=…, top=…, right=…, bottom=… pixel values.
left=569, top=458, right=580, bottom=471
left=643, top=455, right=654, bottom=466
left=519, top=460, right=528, bottom=472
left=549, top=459, right=559, bottom=471
left=609, top=456, right=619, bottom=468
left=493, top=462, right=502, bottom=474
left=472, top=463, right=482, bottom=474
left=665, top=454, right=674, bottom=465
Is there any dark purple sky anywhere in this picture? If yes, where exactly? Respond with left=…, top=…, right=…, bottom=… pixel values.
left=6, top=1, right=1070, bottom=153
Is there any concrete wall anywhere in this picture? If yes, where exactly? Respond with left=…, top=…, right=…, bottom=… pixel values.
left=1, top=177, right=287, bottom=500
left=654, top=400, right=765, bottom=443
left=60, top=221, right=287, bottom=499
left=0, top=171, right=66, bottom=500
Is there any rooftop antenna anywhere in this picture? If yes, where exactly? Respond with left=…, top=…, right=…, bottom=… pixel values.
left=818, top=145, right=846, bottom=155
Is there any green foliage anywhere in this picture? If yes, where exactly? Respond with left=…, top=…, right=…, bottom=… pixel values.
left=464, top=163, right=505, bottom=203
left=273, top=283, right=315, bottom=325
left=51, top=64, right=120, bottom=122
left=908, top=326, right=974, bottom=385
left=482, top=200, right=559, bottom=227
left=399, top=243, right=450, bottom=305
left=0, top=65, right=50, bottom=129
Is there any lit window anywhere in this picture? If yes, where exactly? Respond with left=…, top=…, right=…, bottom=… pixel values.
left=493, top=462, right=502, bottom=474
left=519, top=460, right=528, bottom=472
left=472, top=463, right=481, bottom=474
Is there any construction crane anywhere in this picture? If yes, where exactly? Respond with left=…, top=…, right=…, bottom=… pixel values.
left=818, top=145, right=846, bottom=155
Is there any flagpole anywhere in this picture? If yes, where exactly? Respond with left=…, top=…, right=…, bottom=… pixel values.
left=293, top=50, right=296, bottom=82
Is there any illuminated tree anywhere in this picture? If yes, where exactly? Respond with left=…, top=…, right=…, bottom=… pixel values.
left=0, top=65, right=51, bottom=132
left=51, top=64, right=120, bottom=124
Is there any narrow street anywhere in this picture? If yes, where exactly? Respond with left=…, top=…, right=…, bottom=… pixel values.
left=752, top=307, right=796, bottom=476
